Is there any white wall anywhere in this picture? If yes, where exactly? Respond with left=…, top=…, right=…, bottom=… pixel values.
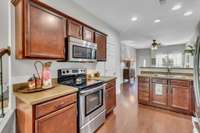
left=121, top=45, right=136, bottom=61
left=11, top=0, right=121, bottom=92
left=0, top=1, right=15, bottom=133
left=0, top=0, right=9, bottom=89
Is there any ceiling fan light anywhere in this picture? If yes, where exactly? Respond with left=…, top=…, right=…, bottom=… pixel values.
left=151, top=40, right=160, bottom=50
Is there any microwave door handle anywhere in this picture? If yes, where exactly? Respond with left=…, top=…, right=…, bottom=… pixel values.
left=80, top=84, right=105, bottom=95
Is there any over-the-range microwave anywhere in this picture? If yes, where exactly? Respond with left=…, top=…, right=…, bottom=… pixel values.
left=65, top=37, right=97, bottom=62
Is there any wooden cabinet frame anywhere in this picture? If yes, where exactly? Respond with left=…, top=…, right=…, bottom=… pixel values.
left=105, top=79, right=116, bottom=115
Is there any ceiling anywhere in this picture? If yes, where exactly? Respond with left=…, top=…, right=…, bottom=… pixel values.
left=73, top=0, right=200, bottom=49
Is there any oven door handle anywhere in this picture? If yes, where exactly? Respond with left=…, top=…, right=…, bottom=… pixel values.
left=80, top=84, right=105, bottom=95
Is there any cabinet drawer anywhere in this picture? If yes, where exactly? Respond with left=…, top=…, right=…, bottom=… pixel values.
left=138, top=83, right=149, bottom=92
left=106, top=79, right=116, bottom=89
left=138, top=77, right=150, bottom=83
left=35, top=94, right=77, bottom=118
left=171, top=80, right=190, bottom=87
left=152, top=78, right=168, bottom=84
left=35, top=103, right=77, bottom=133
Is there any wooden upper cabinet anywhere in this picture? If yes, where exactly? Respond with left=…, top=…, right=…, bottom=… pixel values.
left=14, top=1, right=66, bottom=59
left=28, top=3, right=66, bottom=59
left=95, top=32, right=107, bottom=61
left=83, top=26, right=94, bottom=42
left=68, top=19, right=83, bottom=39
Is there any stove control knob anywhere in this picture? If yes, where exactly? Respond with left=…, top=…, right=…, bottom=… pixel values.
left=62, top=71, right=65, bottom=75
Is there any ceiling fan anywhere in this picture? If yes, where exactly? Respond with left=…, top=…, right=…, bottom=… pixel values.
left=151, top=40, right=161, bottom=50
left=159, top=0, right=167, bottom=5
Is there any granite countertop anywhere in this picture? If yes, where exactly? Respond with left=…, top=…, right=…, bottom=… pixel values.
left=14, top=84, right=78, bottom=105
left=138, top=74, right=193, bottom=81
left=89, top=76, right=117, bottom=82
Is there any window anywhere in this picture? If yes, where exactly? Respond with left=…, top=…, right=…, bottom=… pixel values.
left=156, top=53, right=183, bottom=67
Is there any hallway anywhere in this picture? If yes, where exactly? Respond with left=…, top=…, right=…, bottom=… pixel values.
left=97, top=82, right=193, bottom=133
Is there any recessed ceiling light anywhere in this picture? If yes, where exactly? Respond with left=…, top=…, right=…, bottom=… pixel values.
left=154, top=19, right=161, bottom=23
left=131, top=17, right=138, bottom=22
left=184, top=11, right=193, bottom=16
left=172, top=4, right=182, bottom=11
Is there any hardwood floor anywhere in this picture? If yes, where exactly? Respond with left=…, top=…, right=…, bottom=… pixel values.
left=97, top=82, right=193, bottom=133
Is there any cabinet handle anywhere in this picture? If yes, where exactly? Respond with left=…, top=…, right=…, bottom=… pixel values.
left=63, top=48, right=65, bottom=56
left=79, top=28, right=82, bottom=36
left=55, top=102, right=66, bottom=110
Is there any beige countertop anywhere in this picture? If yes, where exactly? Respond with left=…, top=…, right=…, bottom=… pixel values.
left=13, top=76, right=116, bottom=105
left=14, top=84, right=78, bottom=105
left=89, top=76, right=117, bottom=82
left=138, top=74, right=193, bottom=81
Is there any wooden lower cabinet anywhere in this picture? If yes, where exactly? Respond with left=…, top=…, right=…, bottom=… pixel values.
left=151, top=83, right=168, bottom=107
left=16, top=93, right=77, bottom=133
left=106, top=79, right=116, bottom=115
left=138, top=76, right=194, bottom=115
left=138, top=77, right=150, bottom=104
left=35, top=104, right=77, bottom=133
left=168, top=80, right=192, bottom=113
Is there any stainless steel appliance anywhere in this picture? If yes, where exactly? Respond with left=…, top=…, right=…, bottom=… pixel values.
left=57, top=68, right=106, bottom=133
left=67, top=37, right=97, bottom=62
left=193, top=22, right=200, bottom=133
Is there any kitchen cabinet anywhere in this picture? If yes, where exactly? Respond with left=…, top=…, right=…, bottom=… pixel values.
left=168, top=80, right=192, bottom=113
left=83, top=26, right=94, bottom=42
left=12, top=0, right=108, bottom=60
left=106, top=79, right=116, bottom=115
left=138, top=76, right=194, bottom=115
left=68, top=19, right=83, bottom=39
left=35, top=104, right=76, bottom=133
left=138, top=77, right=150, bottom=104
left=151, top=79, right=168, bottom=107
left=16, top=93, right=77, bottom=133
left=13, top=0, right=66, bottom=59
left=95, top=32, right=107, bottom=61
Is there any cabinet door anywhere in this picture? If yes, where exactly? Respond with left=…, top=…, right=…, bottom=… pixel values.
left=169, top=85, right=191, bottom=111
left=151, top=83, right=168, bottom=107
left=35, top=104, right=77, bottom=133
left=68, top=19, right=82, bottom=39
left=106, top=87, right=116, bottom=114
left=27, top=3, right=66, bottom=59
left=95, top=32, right=107, bottom=61
left=83, top=27, right=94, bottom=42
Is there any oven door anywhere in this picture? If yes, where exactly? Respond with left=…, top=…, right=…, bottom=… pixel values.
left=68, top=40, right=97, bottom=62
left=79, top=84, right=105, bottom=127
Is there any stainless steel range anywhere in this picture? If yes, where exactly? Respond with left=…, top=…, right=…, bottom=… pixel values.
left=58, top=68, right=106, bottom=133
